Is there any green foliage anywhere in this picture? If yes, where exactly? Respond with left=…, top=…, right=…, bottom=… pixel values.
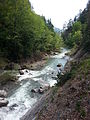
left=72, top=21, right=82, bottom=32
left=62, top=1, right=90, bottom=52
left=0, top=0, right=62, bottom=61
left=64, top=22, right=82, bottom=48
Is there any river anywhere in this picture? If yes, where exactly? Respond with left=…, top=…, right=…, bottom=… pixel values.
left=0, top=48, right=69, bottom=120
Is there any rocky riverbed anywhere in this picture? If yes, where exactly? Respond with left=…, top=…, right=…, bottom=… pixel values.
left=0, top=48, right=70, bottom=120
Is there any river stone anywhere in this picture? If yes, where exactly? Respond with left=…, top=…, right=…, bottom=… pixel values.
left=11, top=103, right=18, bottom=107
left=0, top=98, right=9, bottom=107
left=0, top=90, right=7, bottom=97
left=38, top=88, right=44, bottom=94
left=57, top=63, right=62, bottom=67
left=19, top=70, right=24, bottom=75
left=31, top=89, right=38, bottom=93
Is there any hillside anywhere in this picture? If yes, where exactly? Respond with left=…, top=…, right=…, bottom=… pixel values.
left=35, top=50, right=90, bottom=120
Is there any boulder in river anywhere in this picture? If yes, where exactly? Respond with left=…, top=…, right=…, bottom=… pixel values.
left=0, top=97, right=9, bottom=107
left=38, top=88, right=44, bottom=94
left=57, top=63, right=62, bottom=67
left=0, top=90, right=7, bottom=97
left=31, top=89, right=38, bottom=93
left=19, top=70, right=24, bottom=75
left=10, top=103, right=18, bottom=108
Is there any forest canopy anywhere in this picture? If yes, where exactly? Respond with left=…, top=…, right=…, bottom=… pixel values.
left=61, top=0, right=90, bottom=52
left=0, top=0, right=63, bottom=61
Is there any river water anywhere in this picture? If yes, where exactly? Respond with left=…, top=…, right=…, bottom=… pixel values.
left=0, top=48, right=69, bottom=120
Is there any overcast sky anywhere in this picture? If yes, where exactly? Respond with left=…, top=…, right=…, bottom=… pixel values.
left=29, top=0, right=88, bottom=29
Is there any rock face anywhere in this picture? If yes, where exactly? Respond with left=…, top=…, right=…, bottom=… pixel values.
left=0, top=98, right=9, bottom=107
left=0, top=90, right=7, bottom=97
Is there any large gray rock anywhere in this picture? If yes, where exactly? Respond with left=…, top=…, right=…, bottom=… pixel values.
left=0, top=98, right=9, bottom=107
left=0, top=90, right=7, bottom=97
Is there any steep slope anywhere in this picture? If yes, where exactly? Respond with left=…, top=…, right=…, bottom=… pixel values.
left=36, top=52, right=90, bottom=120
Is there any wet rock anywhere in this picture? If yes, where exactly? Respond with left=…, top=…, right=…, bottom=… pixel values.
left=61, top=72, right=64, bottom=76
left=0, top=98, right=9, bottom=107
left=38, top=88, right=44, bottom=94
left=53, top=52, right=57, bottom=55
left=31, top=89, right=38, bottom=93
left=0, top=90, right=7, bottom=97
left=52, top=72, right=54, bottom=74
left=65, top=53, right=69, bottom=56
left=57, top=64, right=62, bottom=67
left=19, top=70, right=24, bottom=75
left=26, top=70, right=28, bottom=73
left=9, top=106, right=15, bottom=111
left=10, top=103, right=18, bottom=108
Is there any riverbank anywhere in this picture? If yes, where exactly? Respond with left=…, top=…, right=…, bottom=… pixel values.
left=21, top=49, right=90, bottom=120
left=33, top=50, right=90, bottom=120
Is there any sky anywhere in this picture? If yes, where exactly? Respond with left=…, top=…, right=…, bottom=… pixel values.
left=29, top=0, right=88, bottom=29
